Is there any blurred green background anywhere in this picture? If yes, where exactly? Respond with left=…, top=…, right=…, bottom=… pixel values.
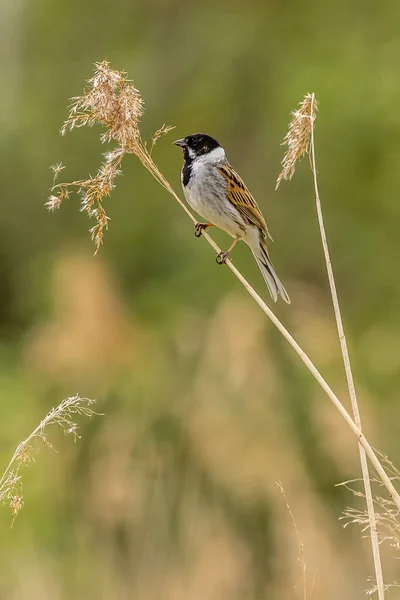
left=1, top=0, right=400, bottom=598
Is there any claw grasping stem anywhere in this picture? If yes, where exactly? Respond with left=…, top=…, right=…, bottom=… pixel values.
left=216, top=236, right=241, bottom=264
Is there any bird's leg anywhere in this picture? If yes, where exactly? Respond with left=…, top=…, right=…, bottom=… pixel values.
left=194, top=222, right=214, bottom=238
left=216, top=237, right=241, bottom=265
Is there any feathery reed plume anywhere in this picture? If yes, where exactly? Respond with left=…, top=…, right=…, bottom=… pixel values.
left=47, top=61, right=176, bottom=252
left=0, top=394, right=97, bottom=524
left=275, top=93, right=317, bottom=189
left=276, top=93, right=385, bottom=599
left=47, top=62, right=400, bottom=524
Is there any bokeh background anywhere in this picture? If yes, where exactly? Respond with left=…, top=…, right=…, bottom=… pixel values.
left=1, top=0, right=400, bottom=598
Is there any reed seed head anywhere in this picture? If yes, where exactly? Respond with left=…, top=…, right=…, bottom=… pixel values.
left=276, top=93, right=318, bottom=189
left=47, top=61, right=174, bottom=252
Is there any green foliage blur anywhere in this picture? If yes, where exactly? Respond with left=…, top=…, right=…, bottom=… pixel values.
left=1, top=0, right=400, bottom=598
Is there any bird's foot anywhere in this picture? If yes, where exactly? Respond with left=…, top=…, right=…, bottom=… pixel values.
left=194, top=222, right=211, bottom=238
left=216, top=251, right=230, bottom=265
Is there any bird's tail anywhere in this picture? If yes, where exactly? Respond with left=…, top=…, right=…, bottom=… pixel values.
left=252, top=241, right=290, bottom=303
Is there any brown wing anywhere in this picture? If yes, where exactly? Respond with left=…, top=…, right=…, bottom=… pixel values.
left=218, top=162, right=273, bottom=241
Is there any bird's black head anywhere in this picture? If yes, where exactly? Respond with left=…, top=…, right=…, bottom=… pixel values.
left=174, top=133, right=221, bottom=158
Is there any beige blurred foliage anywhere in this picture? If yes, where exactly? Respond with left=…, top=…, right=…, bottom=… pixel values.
left=21, top=264, right=383, bottom=599
left=24, top=252, right=150, bottom=384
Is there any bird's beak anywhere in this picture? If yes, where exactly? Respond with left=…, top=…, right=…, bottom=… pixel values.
left=173, top=138, right=187, bottom=148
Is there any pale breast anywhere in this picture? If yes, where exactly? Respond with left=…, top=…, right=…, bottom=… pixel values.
left=182, top=163, right=245, bottom=238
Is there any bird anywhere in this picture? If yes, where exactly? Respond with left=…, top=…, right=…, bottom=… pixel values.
left=174, top=133, right=290, bottom=303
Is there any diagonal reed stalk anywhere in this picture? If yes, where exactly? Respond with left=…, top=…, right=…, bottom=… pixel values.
left=277, top=93, right=384, bottom=599
left=47, top=63, right=400, bottom=528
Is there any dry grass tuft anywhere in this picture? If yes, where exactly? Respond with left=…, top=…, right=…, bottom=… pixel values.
left=275, top=93, right=318, bottom=189
left=339, top=455, right=400, bottom=595
left=0, top=394, right=97, bottom=524
left=47, top=60, right=175, bottom=252
left=340, top=455, right=400, bottom=553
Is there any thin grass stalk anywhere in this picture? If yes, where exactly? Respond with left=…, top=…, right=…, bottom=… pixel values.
left=308, top=94, right=385, bottom=599
left=277, top=482, right=309, bottom=599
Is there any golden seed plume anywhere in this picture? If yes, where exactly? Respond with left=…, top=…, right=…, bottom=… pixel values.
left=276, top=93, right=318, bottom=189
left=47, top=61, right=174, bottom=252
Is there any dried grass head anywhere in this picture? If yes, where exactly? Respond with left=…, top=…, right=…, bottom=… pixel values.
left=47, top=61, right=174, bottom=252
left=276, top=93, right=318, bottom=189
left=0, top=395, right=97, bottom=524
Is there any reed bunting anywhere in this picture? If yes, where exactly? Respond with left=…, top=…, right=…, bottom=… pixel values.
left=174, top=133, right=290, bottom=303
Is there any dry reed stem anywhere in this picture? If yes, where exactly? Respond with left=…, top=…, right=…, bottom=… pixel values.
left=0, top=394, right=97, bottom=524
left=47, top=62, right=400, bottom=518
left=277, top=93, right=385, bottom=599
